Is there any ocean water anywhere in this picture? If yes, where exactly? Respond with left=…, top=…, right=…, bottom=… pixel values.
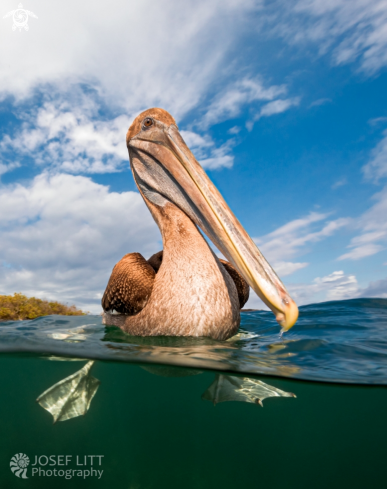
left=1, top=298, right=387, bottom=488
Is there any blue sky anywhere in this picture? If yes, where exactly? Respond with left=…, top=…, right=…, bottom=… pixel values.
left=0, top=0, right=387, bottom=312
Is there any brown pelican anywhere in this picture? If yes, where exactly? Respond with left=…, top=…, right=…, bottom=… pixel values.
left=102, top=108, right=298, bottom=340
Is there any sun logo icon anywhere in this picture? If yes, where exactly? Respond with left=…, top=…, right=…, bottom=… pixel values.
left=10, top=453, right=29, bottom=478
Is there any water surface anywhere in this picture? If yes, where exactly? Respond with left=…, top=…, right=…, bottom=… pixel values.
left=1, top=298, right=386, bottom=384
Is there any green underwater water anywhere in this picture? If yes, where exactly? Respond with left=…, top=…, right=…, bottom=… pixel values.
left=1, top=355, right=386, bottom=489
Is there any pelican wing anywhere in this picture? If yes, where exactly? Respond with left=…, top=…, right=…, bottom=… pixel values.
left=102, top=252, right=155, bottom=315
left=219, top=259, right=250, bottom=308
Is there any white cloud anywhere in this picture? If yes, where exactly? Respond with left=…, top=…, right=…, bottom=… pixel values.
left=0, top=1, right=306, bottom=175
left=181, top=130, right=234, bottom=169
left=331, top=178, right=347, bottom=189
left=289, top=270, right=359, bottom=305
left=359, top=277, right=387, bottom=298
left=202, top=77, right=287, bottom=127
left=362, top=129, right=387, bottom=181
left=338, top=130, right=387, bottom=261
left=0, top=102, right=235, bottom=174
left=319, top=271, right=359, bottom=301
left=0, top=0, right=259, bottom=116
left=270, top=0, right=387, bottom=74
left=258, top=98, right=300, bottom=119
left=247, top=97, right=300, bottom=129
left=0, top=100, right=131, bottom=174
left=0, top=161, right=20, bottom=176
left=255, top=211, right=349, bottom=267
left=309, top=98, right=332, bottom=107
left=368, top=117, right=387, bottom=126
left=338, top=185, right=387, bottom=260
left=270, top=261, right=309, bottom=276
left=0, top=173, right=160, bottom=312
left=338, top=244, right=385, bottom=261
left=243, top=212, right=350, bottom=309
left=245, top=269, right=359, bottom=309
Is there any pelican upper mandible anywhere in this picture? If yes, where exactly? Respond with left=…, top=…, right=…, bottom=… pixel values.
left=102, top=108, right=298, bottom=340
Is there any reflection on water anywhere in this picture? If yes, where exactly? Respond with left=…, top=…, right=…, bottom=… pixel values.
left=36, top=359, right=295, bottom=423
left=1, top=298, right=387, bottom=383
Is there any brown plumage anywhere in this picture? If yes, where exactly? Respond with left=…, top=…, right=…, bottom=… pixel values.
left=102, top=251, right=249, bottom=316
left=102, top=253, right=155, bottom=315
left=219, top=259, right=250, bottom=308
left=126, top=108, right=176, bottom=145
left=147, top=250, right=163, bottom=273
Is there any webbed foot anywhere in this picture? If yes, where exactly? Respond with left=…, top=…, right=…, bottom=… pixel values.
left=36, top=360, right=100, bottom=423
left=202, top=374, right=296, bottom=406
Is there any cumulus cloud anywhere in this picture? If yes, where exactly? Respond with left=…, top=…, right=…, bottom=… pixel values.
left=0, top=173, right=160, bottom=312
left=0, top=100, right=131, bottom=174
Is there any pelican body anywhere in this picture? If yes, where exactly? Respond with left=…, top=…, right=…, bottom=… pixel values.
left=102, top=109, right=298, bottom=340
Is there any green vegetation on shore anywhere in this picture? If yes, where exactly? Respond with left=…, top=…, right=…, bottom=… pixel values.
left=0, top=293, right=87, bottom=320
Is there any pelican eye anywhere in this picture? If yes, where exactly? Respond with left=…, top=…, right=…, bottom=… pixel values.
left=143, top=118, right=154, bottom=129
